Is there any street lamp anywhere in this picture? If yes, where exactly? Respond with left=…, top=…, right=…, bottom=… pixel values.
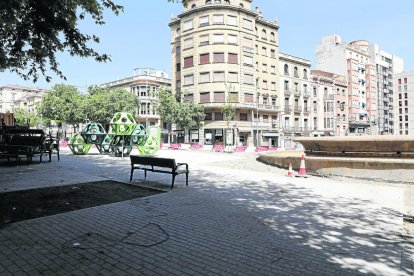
left=256, top=77, right=260, bottom=147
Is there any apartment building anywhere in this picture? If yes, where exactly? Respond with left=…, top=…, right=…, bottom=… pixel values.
left=394, top=71, right=414, bottom=135
left=101, top=68, right=171, bottom=128
left=368, top=44, right=404, bottom=134
left=0, top=85, right=44, bottom=113
left=279, top=53, right=311, bottom=147
left=169, top=0, right=281, bottom=147
left=316, top=35, right=377, bottom=135
left=311, top=70, right=348, bottom=136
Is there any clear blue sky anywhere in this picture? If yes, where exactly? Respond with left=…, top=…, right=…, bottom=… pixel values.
left=1, top=0, right=413, bottom=91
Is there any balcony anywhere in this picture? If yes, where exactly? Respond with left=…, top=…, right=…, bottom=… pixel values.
left=284, top=127, right=312, bottom=133
left=242, top=46, right=254, bottom=53
left=294, top=106, right=302, bottom=113
left=323, top=94, right=334, bottom=100
left=303, top=91, right=310, bottom=98
left=303, top=107, right=310, bottom=114
left=284, top=105, right=292, bottom=113
left=231, top=102, right=281, bottom=112
left=251, top=119, right=272, bottom=129
left=294, top=89, right=301, bottom=96
left=284, top=89, right=292, bottom=95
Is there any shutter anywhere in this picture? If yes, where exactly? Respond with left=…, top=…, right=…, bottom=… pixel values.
left=228, top=72, right=238, bottom=83
left=200, top=92, right=210, bottom=103
left=184, top=56, right=193, bottom=67
left=213, top=34, right=224, bottom=43
left=243, top=55, right=253, bottom=65
left=244, top=93, right=253, bottom=103
left=199, top=16, right=209, bottom=26
left=184, top=38, right=193, bottom=49
left=214, top=92, right=225, bottom=102
left=213, top=15, right=224, bottom=24
left=199, top=72, right=210, bottom=83
left=214, top=53, right=224, bottom=63
left=227, top=15, right=237, bottom=26
left=213, top=72, right=224, bottom=82
left=228, top=53, right=237, bottom=64
left=228, top=35, right=237, bottom=44
left=200, top=53, right=209, bottom=64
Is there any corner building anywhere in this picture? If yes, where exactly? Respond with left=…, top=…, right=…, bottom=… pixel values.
left=170, top=0, right=280, bottom=147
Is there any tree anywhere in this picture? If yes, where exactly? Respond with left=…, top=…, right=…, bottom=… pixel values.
left=156, top=87, right=178, bottom=143
left=85, top=86, right=139, bottom=124
left=175, top=101, right=205, bottom=135
left=13, top=108, right=42, bottom=127
left=38, top=84, right=85, bottom=130
left=0, top=1, right=123, bottom=82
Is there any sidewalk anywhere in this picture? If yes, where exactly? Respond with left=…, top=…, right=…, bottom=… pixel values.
left=0, top=148, right=413, bottom=275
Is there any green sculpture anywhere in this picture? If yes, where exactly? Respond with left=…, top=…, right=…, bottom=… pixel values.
left=68, top=112, right=161, bottom=157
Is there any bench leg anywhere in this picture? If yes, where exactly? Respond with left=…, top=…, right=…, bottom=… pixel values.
left=171, top=174, right=176, bottom=190
left=186, top=172, right=188, bottom=186
left=130, top=167, right=134, bottom=182
left=49, top=150, right=52, bottom=162
left=57, top=150, right=60, bottom=161
left=144, top=170, right=147, bottom=179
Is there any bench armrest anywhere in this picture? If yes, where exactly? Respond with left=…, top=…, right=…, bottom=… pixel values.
left=176, top=163, right=188, bottom=170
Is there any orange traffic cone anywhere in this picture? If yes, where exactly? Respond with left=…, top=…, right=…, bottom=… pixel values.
left=287, top=163, right=294, bottom=177
left=295, top=155, right=308, bottom=178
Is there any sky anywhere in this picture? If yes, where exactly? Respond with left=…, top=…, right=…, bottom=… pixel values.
left=1, top=0, right=413, bottom=91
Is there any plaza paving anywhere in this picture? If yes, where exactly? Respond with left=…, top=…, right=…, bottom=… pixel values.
left=0, top=148, right=413, bottom=275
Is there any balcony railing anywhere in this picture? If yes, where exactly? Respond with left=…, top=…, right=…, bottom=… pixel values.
left=284, top=105, right=292, bottom=113
left=294, top=89, right=301, bottom=96
left=303, top=91, right=310, bottom=98
left=283, top=127, right=312, bottom=133
left=323, top=94, right=334, bottom=100
left=303, top=107, right=310, bottom=114
left=284, top=89, right=292, bottom=95
left=294, top=106, right=302, bottom=113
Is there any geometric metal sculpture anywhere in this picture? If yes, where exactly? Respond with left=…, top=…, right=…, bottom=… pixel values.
left=68, top=112, right=160, bottom=157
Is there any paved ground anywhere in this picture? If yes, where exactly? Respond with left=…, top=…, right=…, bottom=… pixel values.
left=0, top=148, right=413, bottom=275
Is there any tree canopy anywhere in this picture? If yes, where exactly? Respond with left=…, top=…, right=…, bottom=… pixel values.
left=0, top=0, right=123, bottom=82
left=85, top=85, right=139, bottom=124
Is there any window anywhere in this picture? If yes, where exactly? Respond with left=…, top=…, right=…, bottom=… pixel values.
left=270, top=49, right=276, bottom=58
left=270, top=66, right=276, bottom=74
left=303, top=69, right=308, bottom=79
left=199, top=16, right=209, bottom=27
left=230, top=92, right=238, bottom=102
left=199, top=34, right=209, bottom=46
left=284, top=81, right=289, bottom=91
left=199, top=72, right=210, bottom=83
left=294, top=67, right=298, bottom=77
left=199, top=53, right=209, bottom=64
left=243, top=74, right=254, bottom=85
left=404, top=78, right=408, bottom=84
left=261, top=47, right=267, bottom=56
left=183, top=19, right=193, bottom=31
left=205, top=112, right=212, bottom=120
left=213, top=34, right=224, bottom=44
left=184, top=56, right=193, bottom=68
left=215, top=112, right=224, bottom=120
left=240, top=113, right=248, bottom=121
left=214, top=91, right=225, bottom=102
left=227, top=15, right=237, bottom=26
left=213, top=14, right=224, bottom=25
left=262, top=63, right=267, bottom=72
left=243, top=55, right=253, bottom=66
left=244, top=93, right=253, bottom=103
left=261, top=29, right=267, bottom=40
left=176, top=28, right=181, bottom=37
left=262, top=80, right=268, bottom=89
left=228, top=72, right=238, bottom=83
left=398, top=79, right=402, bottom=85
left=272, top=98, right=276, bottom=106
left=213, top=71, right=225, bottom=82
left=228, top=53, right=238, bottom=64
left=242, top=37, right=254, bottom=51
left=184, top=93, right=194, bottom=102
left=284, top=64, right=289, bottom=75
left=200, top=92, right=210, bottom=103
left=404, top=85, right=408, bottom=91
left=176, top=46, right=181, bottom=54
left=183, top=74, right=194, bottom=86
left=213, top=52, right=224, bottom=63
left=176, top=63, right=181, bottom=72
left=270, top=32, right=275, bottom=42
left=271, top=82, right=276, bottom=90
left=183, top=38, right=193, bottom=49
left=303, top=84, right=308, bottom=93
left=176, top=80, right=181, bottom=88
left=228, top=34, right=237, bottom=44
left=243, top=18, right=253, bottom=29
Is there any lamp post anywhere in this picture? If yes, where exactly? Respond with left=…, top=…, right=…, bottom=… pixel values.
left=256, top=77, right=260, bottom=147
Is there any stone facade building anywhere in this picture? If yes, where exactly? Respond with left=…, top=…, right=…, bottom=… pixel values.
left=279, top=53, right=311, bottom=146
left=0, top=85, right=44, bottom=114
left=169, top=0, right=281, bottom=147
left=101, top=68, right=171, bottom=128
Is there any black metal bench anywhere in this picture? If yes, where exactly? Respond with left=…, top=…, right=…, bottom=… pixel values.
left=129, top=155, right=189, bottom=189
left=0, top=129, right=58, bottom=164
